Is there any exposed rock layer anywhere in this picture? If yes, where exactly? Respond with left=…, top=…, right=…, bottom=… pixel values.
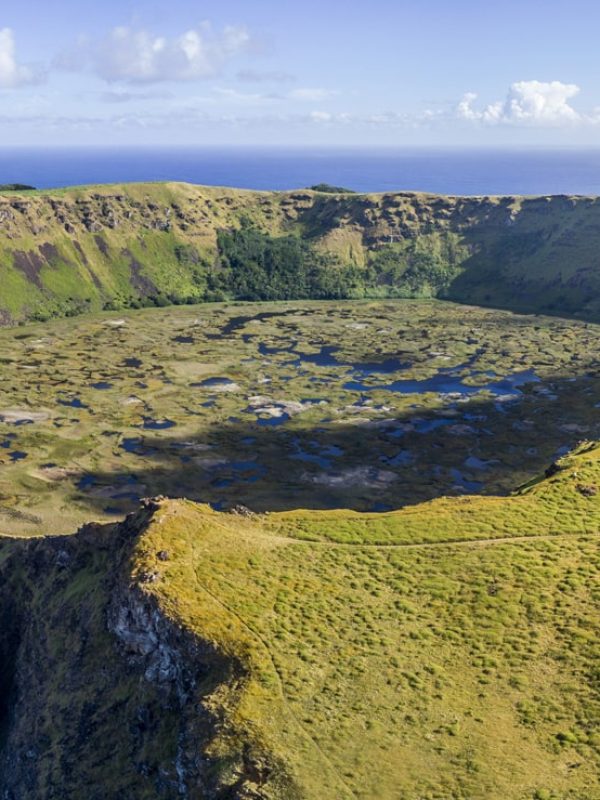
left=0, top=505, right=281, bottom=799
left=2, top=182, right=600, bottom=323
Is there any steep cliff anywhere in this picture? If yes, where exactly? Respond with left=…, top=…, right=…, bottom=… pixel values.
left=2, top=183, right=600, bottom=323
left=0, top=443, right=599, bottom=798
left=0, top=502, right=296, bottom=800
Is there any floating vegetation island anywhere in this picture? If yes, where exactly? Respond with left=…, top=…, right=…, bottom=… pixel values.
left=1, top=299, right=599, bottom=536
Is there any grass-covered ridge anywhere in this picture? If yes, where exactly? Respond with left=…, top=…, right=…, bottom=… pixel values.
left=0, top=441, right=598, bottom=798
left=96, top=443, right=600, bottom=797
left=3, top=182, right=600, bottom=323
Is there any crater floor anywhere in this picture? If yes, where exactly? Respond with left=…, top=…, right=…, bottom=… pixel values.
left=0, top=298, right=599, bottom=536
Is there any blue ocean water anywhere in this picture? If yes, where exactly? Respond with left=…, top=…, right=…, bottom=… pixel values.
left=2, top=147, right=600, bottom=196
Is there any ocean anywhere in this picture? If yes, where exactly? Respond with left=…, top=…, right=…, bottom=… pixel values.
left=2, top=147, right=600, bottom=196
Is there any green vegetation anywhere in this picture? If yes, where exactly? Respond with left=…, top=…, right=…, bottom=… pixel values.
left=0, top=510, right=295, bottom=798
left=0, top=180, right=598, bottom=796
left=308, top=183, right=356, bottom=193
left=2, top=182, right=600, bottom=325
left=136, top=449, right=600, bottom=799
left=365, top=232, right=469, bottom=297
left=215, top=225, right=361, bottom=300
left=0, top=184, right=36, bottom=192
left=2, top=441, right=597, bottom=798
left=0, top=299, right=598, bottom=538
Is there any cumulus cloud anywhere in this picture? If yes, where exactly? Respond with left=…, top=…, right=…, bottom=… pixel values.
left=0, top=28, right=41, bottom=88
left=458, top=80, right=581, bottom=125
left=59, top=24, right=252, bottom=84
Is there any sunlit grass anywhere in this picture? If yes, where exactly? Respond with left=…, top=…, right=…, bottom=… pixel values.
left=134, top=442, right=600, bottom=798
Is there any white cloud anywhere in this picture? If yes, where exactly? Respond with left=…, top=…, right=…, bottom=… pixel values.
left=456, top=92, right=481, bottom=121
left=308, top=110, right=333, bottom=123
left=0, top=28, right=40, bottom=88
left=458, top=80, right=581, bottom=125
left=61, top=24, right=252, bottom=84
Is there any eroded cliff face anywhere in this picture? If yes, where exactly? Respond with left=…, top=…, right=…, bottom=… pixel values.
left=0, top=505, right=285, bottom=799
left=3, top=182, right=600, bottom=324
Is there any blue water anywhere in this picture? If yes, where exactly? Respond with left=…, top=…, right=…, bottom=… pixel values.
left=289, top=437, right=344, bottom=470
left=141, top=418, right=177, bottom=430
left=5, top=147, right=600, bottom=195
left=194, top=377, right=237, bottom=389
left=122, top=358, right=143, bottom=368
left=57, top=397, right=88, bottom=409
left=382, top=451, right=414, bottom=467
left=77, top=475, right=96, bottom=490
left=211, top=459, right=267, bottom=488
left=344, top=368, right=540, bottom=396
left=259, top=342, right=410, bottom=373
left=121, top=437, right=158, bottom=456
left=450, top=469, right=484, bottom=493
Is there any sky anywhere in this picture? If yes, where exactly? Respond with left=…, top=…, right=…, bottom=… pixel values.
left=2, top=0, right=600, bottom=147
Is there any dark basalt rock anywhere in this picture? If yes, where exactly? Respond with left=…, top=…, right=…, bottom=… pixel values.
left=544, top=462, right=562, bottom=478
left=0, top=506, right=290, bottom=799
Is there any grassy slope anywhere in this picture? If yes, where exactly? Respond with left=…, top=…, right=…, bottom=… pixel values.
left=0, top=183, right=287, bottom=323
left=130, top=441, right=600, bottom=800
left=1, top=184, right=599, bottom=797
left=3, top=183, right=600, bottom=322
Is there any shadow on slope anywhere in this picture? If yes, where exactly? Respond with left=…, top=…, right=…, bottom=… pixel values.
left=0, top=510, right=298, bottom=800
left=444, top=195, right=600, bottom=322
left=73, top=369, right=599, bottom=518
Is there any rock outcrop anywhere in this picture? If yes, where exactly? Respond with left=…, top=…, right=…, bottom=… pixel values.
left=1, top=182, right=600, bottom=324
left=0, top=504, right=288, bottom=799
